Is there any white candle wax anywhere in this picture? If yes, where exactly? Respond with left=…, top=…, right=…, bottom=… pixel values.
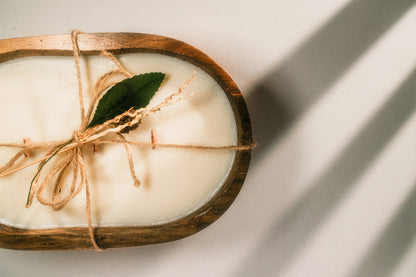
left=0, top=53, right=237, bottom=228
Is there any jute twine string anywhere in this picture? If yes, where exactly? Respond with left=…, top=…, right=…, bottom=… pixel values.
left=0, top=30, right=256, bottom=250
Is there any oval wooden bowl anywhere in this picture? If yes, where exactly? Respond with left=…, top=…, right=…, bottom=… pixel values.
left=0, top=33, right=253, bottom=250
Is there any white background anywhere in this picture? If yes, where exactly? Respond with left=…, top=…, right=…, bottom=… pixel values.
left=1, top=0, right=416, bottom=276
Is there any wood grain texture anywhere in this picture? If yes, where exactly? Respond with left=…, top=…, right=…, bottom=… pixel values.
left=0, top=33, right=253, bottom=250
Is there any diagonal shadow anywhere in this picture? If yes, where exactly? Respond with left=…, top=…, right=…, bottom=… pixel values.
left=249, top=0, right=416, bottom=164
left=350, top=182, right=416, bottom=277
left=233, top=67, right=416, bottom=277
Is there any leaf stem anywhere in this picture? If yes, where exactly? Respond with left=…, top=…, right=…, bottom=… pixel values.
left=26, top=138, right=74, bottom=206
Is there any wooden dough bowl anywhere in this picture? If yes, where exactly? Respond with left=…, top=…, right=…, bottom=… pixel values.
left=0, top=33, right=253, bottom=250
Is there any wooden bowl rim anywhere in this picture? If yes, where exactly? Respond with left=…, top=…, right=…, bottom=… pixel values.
left=0, top=32, right=253, bottom=250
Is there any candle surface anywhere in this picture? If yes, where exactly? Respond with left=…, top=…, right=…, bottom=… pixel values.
left=0, top=53, right=237, bottom=228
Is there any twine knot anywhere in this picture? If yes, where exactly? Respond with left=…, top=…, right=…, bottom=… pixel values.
left=73, top=131, right=82, bottom=144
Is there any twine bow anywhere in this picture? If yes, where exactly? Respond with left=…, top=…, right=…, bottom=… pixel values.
left=0, top=31, right=256, bottom=250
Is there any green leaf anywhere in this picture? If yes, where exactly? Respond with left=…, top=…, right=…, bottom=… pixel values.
left=87, top=72, right=165, bottom=128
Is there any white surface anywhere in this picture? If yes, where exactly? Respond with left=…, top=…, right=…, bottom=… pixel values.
left=0, top=54, right=236, bottom=228
left=1, top=0, right=416, bottom=277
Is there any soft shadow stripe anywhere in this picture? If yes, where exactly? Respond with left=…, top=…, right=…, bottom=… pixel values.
left=249, top=0, right=416, bottom=163
left=235, top=66, right=416, bottom=277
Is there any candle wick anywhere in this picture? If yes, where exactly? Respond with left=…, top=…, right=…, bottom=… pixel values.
left=151, top=129, right=158, bottom=149
left=23, top=138, right=32, bottom=158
